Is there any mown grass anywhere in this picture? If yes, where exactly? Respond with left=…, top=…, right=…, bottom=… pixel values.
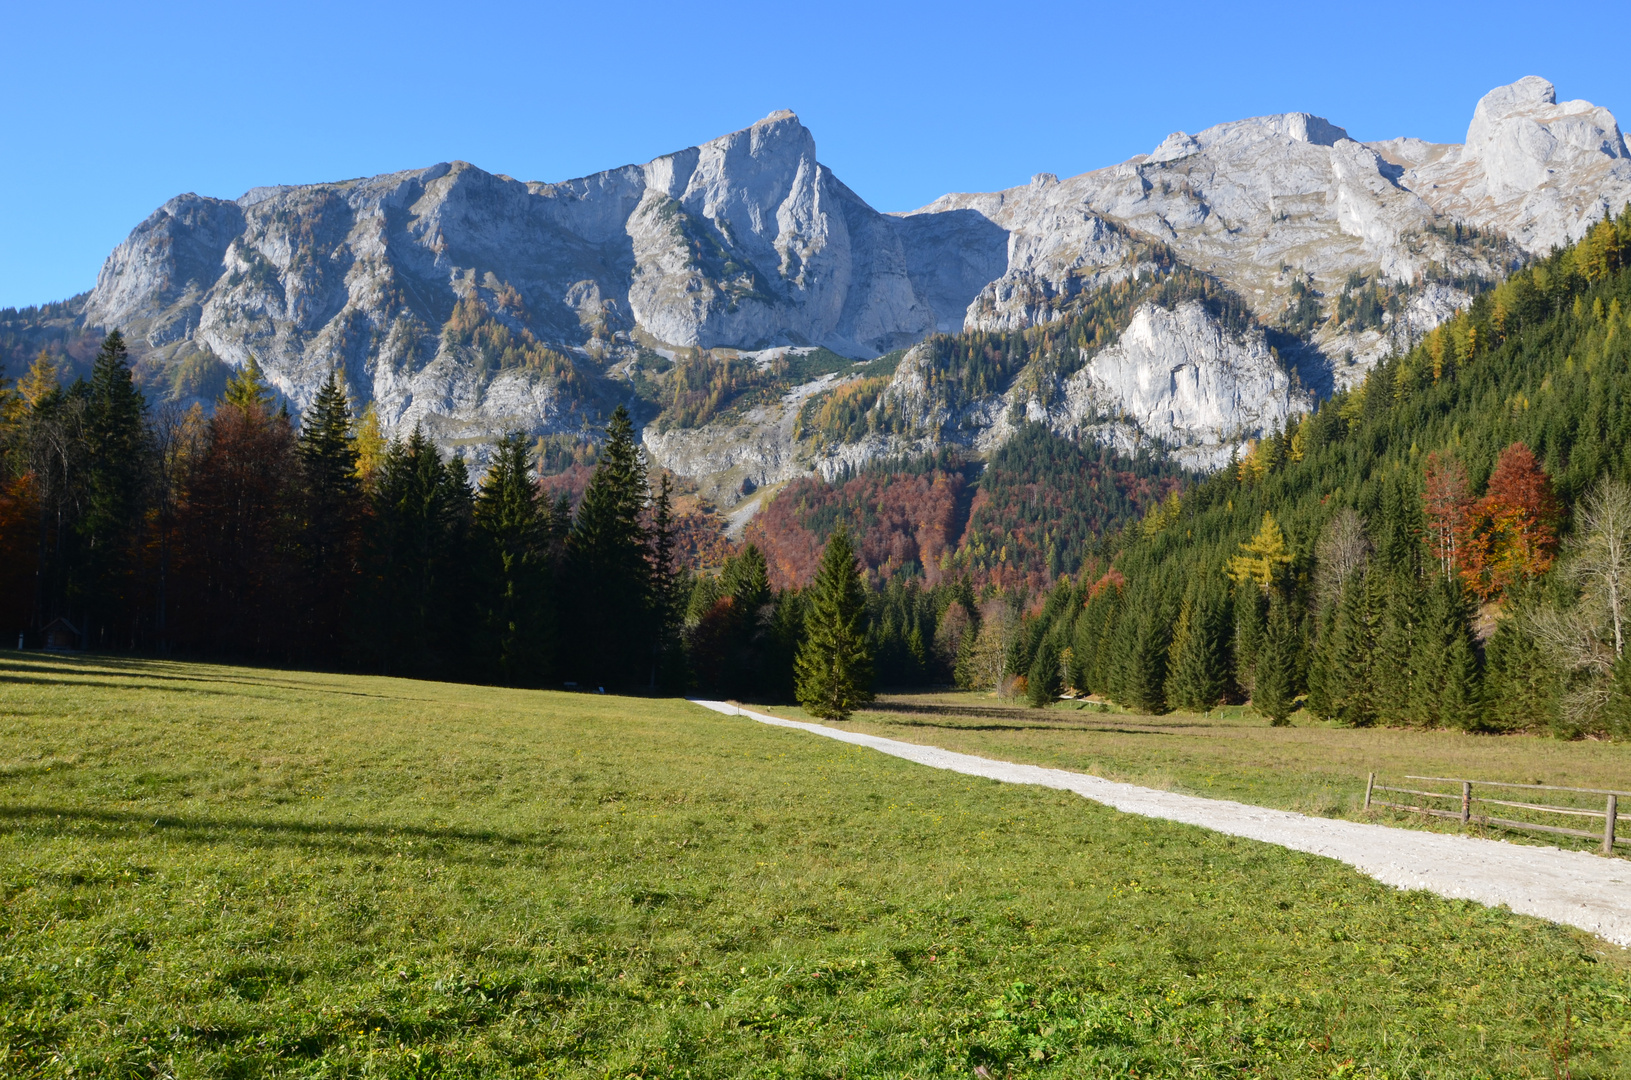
left=759, top=694, right=1631, bottom=856
left=1, top=653, right=1628, bottom=1078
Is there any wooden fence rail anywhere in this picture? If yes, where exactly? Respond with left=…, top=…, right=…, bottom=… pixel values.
left=1364, top=773, right=1626, bottom=854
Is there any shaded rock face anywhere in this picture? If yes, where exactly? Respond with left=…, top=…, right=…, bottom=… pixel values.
left=77, top=78, right=1631, bottom=491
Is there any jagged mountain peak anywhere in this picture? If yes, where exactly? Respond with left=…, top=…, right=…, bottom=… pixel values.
left=55, top=77, right=1631, bottom=498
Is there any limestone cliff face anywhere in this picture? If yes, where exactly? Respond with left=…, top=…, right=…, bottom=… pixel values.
left=909, top=79, right=1630, bottom=386
left=1374, top=77, right=1631, bottom=253
left=82, top=113, right=1001, bottom=438
left=644, top=299, right=1305, bottom=510
left=1057, top=301, right=1310, bottom=469
left=73, top=77, right=1631, bottom=496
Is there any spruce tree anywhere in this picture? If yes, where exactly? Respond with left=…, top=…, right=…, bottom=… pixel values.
left=80, top=330, right=152, bottom=648
left=1026, top=633, right=1062, bottom=707
left=566, top=405, right=652, bottom=689
left=648, top=473, right=684, bottom=690
left=1326, top=571, right=1377, bottom=726
left=1370, top=569, right=1420, bottom=725
left=1116, top=596, right=1171, bottom=714
left=1233, top=583, right=1265, bottom=696
left=361, top=427, right=473, bottom=678
left=1254, top=593, right=1298, bottom=725
left=1304, top=602, right=1338, bottom=720
left=713, top=543, right=771, bottom=696
left=473, top=431, right=551, bottom=685
left=795, top=529, right=873, bottom=720
left=295, top=373, right=361, bottom=660
left=1168, top=577, right=1230, bottom=712
left=1483, top=610, right=1555, bottom=732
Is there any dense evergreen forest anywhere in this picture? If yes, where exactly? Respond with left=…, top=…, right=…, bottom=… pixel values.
left=1005, top=207, right=1631, bottom=735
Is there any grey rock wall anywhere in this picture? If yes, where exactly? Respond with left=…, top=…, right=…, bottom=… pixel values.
left=74, top=77, right=1631, bottom=493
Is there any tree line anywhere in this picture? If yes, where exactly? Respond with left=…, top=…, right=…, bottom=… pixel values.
left=0, top=341, right=892, bottom=715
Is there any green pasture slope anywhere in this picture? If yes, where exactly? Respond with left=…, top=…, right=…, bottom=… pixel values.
left=0, top=654, right=1626, bottom=1077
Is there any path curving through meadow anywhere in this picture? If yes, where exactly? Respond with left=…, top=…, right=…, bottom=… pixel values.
left=692, top=700, right=1631, bottom=947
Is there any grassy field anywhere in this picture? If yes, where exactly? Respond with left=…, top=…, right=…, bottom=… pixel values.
left=1, top=655, right=1628, bottom=1078
left=744, top=695, right=1631, bottom=856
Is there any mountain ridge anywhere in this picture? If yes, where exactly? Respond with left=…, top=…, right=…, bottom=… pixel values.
left=11, top=77, right=1630, bottom=504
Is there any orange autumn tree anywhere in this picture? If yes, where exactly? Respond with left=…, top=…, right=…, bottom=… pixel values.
left=1421, top=451, right=1472, bottom=581
left=1460, top=442, right=1561, bottom=600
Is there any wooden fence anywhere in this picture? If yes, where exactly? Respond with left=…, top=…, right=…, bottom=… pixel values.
left=1365, top=773, right=1626, bottom=854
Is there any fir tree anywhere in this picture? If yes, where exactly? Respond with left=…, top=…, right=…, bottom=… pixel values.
left=1483, top=608, right=1556, bottom=732
left=1026, top=633, right=1062, bottom=707
left=1254, top=593, right=1298, bottom=725
left=566, top=405, right=652, bottom=689
left=1324, top=571, right=1377, bottom=726
left=1233, top=583, right=1265, bottom=696
left=795, top=529, right=873, bottom=720
left=360, top=427, right=473, bottom=678
left=1116, top=596, right=1171, bottom=714
left=80, top=330, right=152, bottom=647
left=1412, top=575, right=1482, bottom=729
left=473, top=431, right=551, bottom=685
left=1167, top=576, right=1230, bottom=712
left=648, top=473, right=685, bottom=690
left=1304, top=602, right=1338, bottom=720
left=1370, top=569, right=1420, bottom=725
left=295, top=372, right=361, bottom=660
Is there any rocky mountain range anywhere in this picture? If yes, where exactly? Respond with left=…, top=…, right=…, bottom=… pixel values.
left=19, top=76, right=1631, bottom=507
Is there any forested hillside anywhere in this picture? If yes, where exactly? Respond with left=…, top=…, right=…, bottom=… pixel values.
left=1003, top=208, right=1631, bottom=734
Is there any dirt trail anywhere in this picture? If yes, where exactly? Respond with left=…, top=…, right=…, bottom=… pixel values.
left=693, top=700, right=1631, bottom=947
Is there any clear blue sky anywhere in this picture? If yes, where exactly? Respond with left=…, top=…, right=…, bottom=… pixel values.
left=3, top=0, right=1627, bottom=308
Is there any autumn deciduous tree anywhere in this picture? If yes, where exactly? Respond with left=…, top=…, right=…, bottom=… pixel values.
left=1460, top=443, right=1560, bottom=600
left=1422, top=451, right=1472, bottom=581
left=1228, top=513, right=1291, bottom=592
left=174, top=364, right=297, bottom=657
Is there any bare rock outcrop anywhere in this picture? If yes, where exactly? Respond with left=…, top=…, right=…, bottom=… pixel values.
left=69, top=77, right=1631, bottom=493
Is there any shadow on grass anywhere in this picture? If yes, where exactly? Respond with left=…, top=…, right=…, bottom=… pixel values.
left=0, top=804, right=554, bottom=860
left=0, top=657, right=475, bottom=705
left=0, top=672, right=247, bottom=696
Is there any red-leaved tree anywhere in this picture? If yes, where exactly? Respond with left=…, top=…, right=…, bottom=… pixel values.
left=1460, top=442, right=1561, bottom=600
left=1422, top=451, right=1472, bottom=580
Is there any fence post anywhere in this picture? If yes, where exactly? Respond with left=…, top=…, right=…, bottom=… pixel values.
left=1461, top=781, right=1472, bottom=825
left=1364, top=772, right=1375, bottom=810
left=1605, top=794, right=1618, bottom=855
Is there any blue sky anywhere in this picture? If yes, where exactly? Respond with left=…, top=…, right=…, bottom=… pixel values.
left=3, top=0, right=1627, bottom=308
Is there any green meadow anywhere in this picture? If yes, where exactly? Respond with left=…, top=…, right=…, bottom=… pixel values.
left=0, top=653, right=1627, bottom=1078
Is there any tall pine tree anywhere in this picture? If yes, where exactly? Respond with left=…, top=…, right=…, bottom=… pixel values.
left=295, top=373, right=361, bottom=662
left=80, top=331, right=151, bottom=647
left=565, top=405, right=652, bottom=689
left=1167, top=575, right=1231, bottom=712
left=473, top=431, right=552, bottom=686
left=1254, top=592, right=1298, bottom=725
left=795, top=529, right=873, bottom=720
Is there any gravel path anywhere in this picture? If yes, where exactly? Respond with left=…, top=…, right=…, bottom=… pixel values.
left=693, top=700, right=1631, bottom=947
